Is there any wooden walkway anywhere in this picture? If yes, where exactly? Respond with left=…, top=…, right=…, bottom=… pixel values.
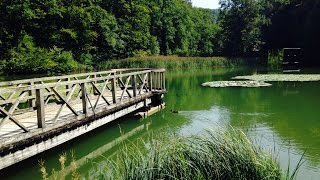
left=0, top=89, right=139, bottom=138
left=0, top=68, right=165, bottom=168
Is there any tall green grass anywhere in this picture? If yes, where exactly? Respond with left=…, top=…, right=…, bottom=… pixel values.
left=101, top=128, right=282, bottom=180
left=96, top=56, right=264, bottom=70
left=40, top=128, right=302, bottom=180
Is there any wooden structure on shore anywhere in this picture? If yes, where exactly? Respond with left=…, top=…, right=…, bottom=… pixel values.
left=283, top=48, right=302, bottom=72
left=0, top=68, right=166, bottom=170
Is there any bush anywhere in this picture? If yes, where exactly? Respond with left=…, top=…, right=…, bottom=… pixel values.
left=5, top=35, right=78, bottom=74
left=53, top=50, right=78, bottom=73
left=268, top=49, right=283, bottom=70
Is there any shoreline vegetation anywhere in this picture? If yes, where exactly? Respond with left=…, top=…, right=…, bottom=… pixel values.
left=0, top=1, right=224, bottom=75
left=0, top=56, right=265, bottom=76
left=39, top=128, right=298, bottom=180
left=96, top=56, right=265, bottom=71
left=2, top=0, right=319, bottom=75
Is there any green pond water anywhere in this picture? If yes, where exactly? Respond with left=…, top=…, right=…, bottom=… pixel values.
left=1, top=68, right=320, bottom=179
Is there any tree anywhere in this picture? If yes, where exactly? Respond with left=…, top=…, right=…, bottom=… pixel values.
left=219, top=0, right=263, bottom=56
left=0, top=0, right=221, bottom=72
left=264, top=0, right=320, bottom=65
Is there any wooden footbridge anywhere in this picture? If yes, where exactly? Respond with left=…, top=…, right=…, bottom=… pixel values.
left=0, top=68, right=166, bottom=170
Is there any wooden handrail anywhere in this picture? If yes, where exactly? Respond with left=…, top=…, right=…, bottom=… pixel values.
left=0, top=68, right=166, bottom=133
left=0, top=70, right=153, bottom=92
left=0, top=69, right=165, bottom=92
left=0, top=70, right=117, bottom=87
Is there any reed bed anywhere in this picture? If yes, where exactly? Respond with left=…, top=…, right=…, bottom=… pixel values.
left=97, top=56, right=263, bottom=70
left=101, top=128, right=282, bottom=180
left=40, top=128, right=297, bottom=180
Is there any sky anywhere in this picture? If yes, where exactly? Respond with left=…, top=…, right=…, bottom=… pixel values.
left=191, top=0, right=220, bottom=9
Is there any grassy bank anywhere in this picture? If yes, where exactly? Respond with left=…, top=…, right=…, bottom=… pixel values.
left=40, top=128, right=289, bottom=180
left=96, top=56, right=264, bottom=70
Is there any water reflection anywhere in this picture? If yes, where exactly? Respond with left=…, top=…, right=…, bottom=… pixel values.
left=178, top=106, right=230, bottom=136
left=164, top=68, right=320, bottom=179
left=49, top=122, right=151, bottom=179
left=2, top=116, right=152, bottom=180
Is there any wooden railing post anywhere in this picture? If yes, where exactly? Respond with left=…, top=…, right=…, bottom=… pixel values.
left=163, top=71, right=166, bottom=90
left=148, top=72, right=153, bottom=91
left=160, top=72, right=163, bottom=90
left=93, top=74, right=98, bottom=95
left=81, top=83, right=88, bottom=115
left=154, top=72, right=157, bottom=89
left=28, top=82, right=35, bottom=108
left=36, top=89, right=46, bottom=128
left=66, top=77, right=70, bottom=96
left=111, top=75, right=117, bottom=104
left=157, top=72, right=160, bottom=89
left=132, top=74, right=137, bottom=97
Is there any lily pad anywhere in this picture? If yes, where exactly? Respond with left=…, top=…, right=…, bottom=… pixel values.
left=233, top=74, right=320, bottom=82
left=202, top=81, right=272, bottom=88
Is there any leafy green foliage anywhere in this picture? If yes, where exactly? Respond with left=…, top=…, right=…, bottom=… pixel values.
left=0, top=0, right=221, bottom=75
left=264, top=0, right=320, bottom=65
left=5, top=35, right=78, bottom=74
left=267, top=49, right=283, bottom=69
left=219, top=0, right=264, bottom=56
left=0, top=0, right=319, bottom=74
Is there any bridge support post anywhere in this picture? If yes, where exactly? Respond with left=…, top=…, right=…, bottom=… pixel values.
left=36, top=89, right=46, bottom=128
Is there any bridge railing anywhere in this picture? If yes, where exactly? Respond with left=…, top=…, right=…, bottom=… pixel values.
left=0, top=68, right=165, bottom=134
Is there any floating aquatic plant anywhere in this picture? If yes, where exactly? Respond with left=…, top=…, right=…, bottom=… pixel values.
left=202, top=81, right=272, bottom=88
left=232, top=74, right=320, bottom=82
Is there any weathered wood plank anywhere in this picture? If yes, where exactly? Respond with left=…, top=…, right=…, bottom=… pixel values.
left=0, top=107, right=29, bottom=132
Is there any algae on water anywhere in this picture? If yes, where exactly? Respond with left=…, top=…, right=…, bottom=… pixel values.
left=232, top=74, right=320, bottom=82
left=202, top=81, right=272, bottom=88
left=202, top=74, right=320, bottom=88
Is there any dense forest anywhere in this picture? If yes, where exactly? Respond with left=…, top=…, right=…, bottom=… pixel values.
left=0, top=0, right=319, bottom=74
